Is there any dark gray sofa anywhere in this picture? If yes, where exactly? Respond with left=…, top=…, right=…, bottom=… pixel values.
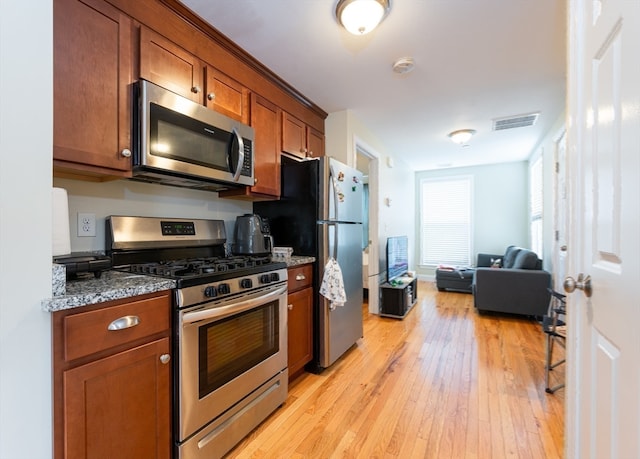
left=472, top=246, right=551, bottom=317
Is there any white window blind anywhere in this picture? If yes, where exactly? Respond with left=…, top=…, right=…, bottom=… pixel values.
left=420, top=176, right=472, bottom=267
left=530, top=156, right=543, bottom=257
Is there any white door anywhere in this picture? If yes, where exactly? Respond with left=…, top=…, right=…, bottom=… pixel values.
left=566, top=0, right=640, bottom=457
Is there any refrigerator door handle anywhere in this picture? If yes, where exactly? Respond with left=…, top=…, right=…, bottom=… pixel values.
left=328, top=164, right=340, bottom=260
left=329, top=164, right=340, bottom=223
left=326, top=221, right=338, bottom=260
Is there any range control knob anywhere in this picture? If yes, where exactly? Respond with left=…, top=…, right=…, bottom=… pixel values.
left=259, top=274, right=271, bottom=284
left=270, top=273, right=280, bottom=282
left=240, top=278, right=253, bottom=289
left=203, top=286, right=217, bottom=298
left=218, top=283, right=231, bottom=295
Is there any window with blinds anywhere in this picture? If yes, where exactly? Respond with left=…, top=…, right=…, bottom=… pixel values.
left=419, top=176, right=472, bottom=267
left=530, top=156, right=543, bottom=257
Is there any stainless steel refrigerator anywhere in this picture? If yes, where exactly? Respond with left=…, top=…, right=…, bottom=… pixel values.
left=254, top=156, right=364, bottom=371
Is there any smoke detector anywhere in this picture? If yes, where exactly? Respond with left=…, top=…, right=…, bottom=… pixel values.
left=392, top=57, right=415, bottom=74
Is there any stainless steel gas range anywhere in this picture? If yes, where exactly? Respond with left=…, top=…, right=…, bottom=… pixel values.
left=106, top=216, right=288, bottom=459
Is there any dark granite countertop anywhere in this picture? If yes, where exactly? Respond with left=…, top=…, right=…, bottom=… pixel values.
left=42, top=271, right=176, bottom=312
left=43, top=256, right=315, bottom=313
left=285, top=256, right=316, bottom=267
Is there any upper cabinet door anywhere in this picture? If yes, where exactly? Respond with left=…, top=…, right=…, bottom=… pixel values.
left=281, top=112, right=307, bottom=159
left=204, top=67, right=249, bottom=124
left=139, top=27, right=203, bottom=103
left=306, top=126, right=325, bottom=158
left=53, top=0, right=133, bottom=174
left=249, top=94, right=281, bottom=197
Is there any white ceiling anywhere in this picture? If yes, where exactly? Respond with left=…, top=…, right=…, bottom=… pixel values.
left=181, top=0, right=567, bottom=171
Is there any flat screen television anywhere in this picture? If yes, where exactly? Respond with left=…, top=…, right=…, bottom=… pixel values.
left=386, top=236, right=408, bottom=283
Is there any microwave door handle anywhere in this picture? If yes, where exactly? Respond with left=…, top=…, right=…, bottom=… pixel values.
left=229, top=127, right=244, bottom=182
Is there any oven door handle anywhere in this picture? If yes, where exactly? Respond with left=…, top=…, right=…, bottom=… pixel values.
left=182, top=284, right=287, bottom=324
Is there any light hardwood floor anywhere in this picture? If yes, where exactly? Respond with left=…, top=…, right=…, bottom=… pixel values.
left=227, top=281, right=565, bottom=458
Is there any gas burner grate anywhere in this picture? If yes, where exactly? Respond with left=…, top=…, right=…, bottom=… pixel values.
left=127, top=255, right=275, bottom=279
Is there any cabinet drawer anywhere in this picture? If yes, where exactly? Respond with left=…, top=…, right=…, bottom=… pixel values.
left=63, top=292, right=171, bottom=362
left=287, top=264, right=312, bottom=292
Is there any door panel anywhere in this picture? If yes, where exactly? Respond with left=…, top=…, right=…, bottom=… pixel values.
left=567, top=0, right=640, bottom=456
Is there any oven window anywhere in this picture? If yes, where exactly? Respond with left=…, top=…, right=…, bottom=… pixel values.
left=198, top=299, right=279, bottom=398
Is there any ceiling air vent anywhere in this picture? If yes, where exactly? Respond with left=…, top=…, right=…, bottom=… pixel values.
left=492, top=112, right=539, bottom=131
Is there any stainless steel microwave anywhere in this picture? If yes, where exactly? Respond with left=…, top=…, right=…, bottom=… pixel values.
left=132, top=79, right=254, bottom=191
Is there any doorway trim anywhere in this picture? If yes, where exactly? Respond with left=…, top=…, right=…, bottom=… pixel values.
left=352, top=135, right=381, bottom=314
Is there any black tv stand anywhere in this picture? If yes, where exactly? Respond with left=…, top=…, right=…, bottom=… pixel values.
left=379, top=276, right=418, bottom=319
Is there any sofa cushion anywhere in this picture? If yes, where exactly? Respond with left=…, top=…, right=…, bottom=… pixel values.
left=502, top=246, right=521, bottom=269
left=513, top=249, right=540, bottom=270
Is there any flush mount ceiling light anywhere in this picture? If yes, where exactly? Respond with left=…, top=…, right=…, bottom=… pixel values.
left=336, top=0, right=391, bottom=35
left=448, top=129, right=477, bottom=145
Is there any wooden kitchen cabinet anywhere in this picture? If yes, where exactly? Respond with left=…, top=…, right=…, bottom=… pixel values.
left=53, top=291, right=172, bottom=459
left=282, top=112, right=325, bottom=159
left=204, top=66, right=249, bottom=124
left=139, top=26, right=203, bottom=102
left=53, top=0, right=134, bottom=178
left=140, top=27, right=249, bottom=123
left=287, top=264, right=313, bottom=380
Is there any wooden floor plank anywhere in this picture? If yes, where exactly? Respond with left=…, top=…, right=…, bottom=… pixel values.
left=225, top=281, right=564, bottom=458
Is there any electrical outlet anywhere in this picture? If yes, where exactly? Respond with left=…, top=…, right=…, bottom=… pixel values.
left=77, top=213, right=96, bottom=237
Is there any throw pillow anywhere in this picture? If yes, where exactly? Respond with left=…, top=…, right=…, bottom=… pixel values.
left=513, top=250, right=539, bottom=269
left=502, top=246, right=521, bottom=269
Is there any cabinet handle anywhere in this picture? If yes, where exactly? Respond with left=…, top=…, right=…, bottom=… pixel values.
left=287, top=304, right=293, bottom=310
left=121, top=148, right=132, bottom=158
left=295, top=274, right=306, bottom=281
left=191, top=85, right=201, bottom=94
left=107, top=315, right=140, bottom=331
left=207, top=92, right=215, bottom=101
left=160, top=354, right=171, bottom=364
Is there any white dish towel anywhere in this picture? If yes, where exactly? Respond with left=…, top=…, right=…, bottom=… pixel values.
left=319, top=258, right=347, bottom=310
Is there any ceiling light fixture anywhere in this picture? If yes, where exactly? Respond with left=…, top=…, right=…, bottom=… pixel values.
left=448, top=129, right=477, bottom=145
left=335, top=0, right=391, bottom=35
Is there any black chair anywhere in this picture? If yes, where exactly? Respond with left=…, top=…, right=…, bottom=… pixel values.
left=543, top=289, right=566, bottom=393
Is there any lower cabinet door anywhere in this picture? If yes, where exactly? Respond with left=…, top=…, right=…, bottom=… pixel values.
left=63, top=338, right=171, bottom=459
left=287, top=287, right=313, bottom=378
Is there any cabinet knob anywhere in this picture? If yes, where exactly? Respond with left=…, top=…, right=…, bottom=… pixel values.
left=191, top=85, right=201, bottom=94
left=121, top=148, right=132, bottom=158
left=295, top=274, right=306, bottom=281
left=160, top=354, right=171, bottom=364
left=287, top=304, right=293, bottom=310
left=207, top=92, right=215, bottom=101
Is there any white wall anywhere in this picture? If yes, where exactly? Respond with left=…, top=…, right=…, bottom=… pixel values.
left=414, top=161, right=530, bottom=277
left=529, top=112, right=566, bottom=273
left=54, top=178, right=252, bottom=253
left=326, top=110, right=416, bottom=280
left=0, top=1, right=53, bottom=457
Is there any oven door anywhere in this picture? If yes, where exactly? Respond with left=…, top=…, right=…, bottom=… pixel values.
left=177, top=282, right=288, bottom=443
